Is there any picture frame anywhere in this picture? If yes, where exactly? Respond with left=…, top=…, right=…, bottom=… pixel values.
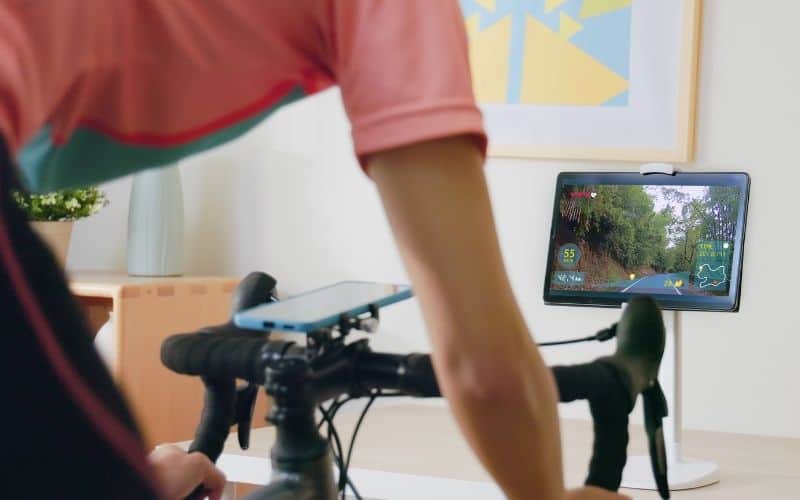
left=461, top=0, right=703, bottom=162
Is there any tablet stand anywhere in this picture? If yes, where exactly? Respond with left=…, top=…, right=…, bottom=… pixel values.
left=621, top=164, right=720, bottom=491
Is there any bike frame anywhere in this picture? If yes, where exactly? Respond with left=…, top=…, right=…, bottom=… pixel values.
left=162, top=272, right=669, bottom=500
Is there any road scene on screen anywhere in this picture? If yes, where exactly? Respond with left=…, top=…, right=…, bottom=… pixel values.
left=549, top=184, right=740, bottom=296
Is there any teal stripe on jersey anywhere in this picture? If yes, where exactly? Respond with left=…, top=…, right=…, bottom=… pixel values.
left=18, top=87, right=305, bottom=193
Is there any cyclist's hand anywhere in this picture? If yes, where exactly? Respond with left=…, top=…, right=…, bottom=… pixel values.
left=149, top=444, right=226, bottom=500
left=565, top=486, right=632, bottom=500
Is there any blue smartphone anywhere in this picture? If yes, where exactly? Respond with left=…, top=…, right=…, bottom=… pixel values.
left=233, top=281, right=413, bottom=332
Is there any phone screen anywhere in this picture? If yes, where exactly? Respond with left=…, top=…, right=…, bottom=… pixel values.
left=234, top=281, right=413, bottom=332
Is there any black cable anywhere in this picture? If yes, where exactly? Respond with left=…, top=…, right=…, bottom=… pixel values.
left=319, top=400, right=364, bottom=500
left=537, top=325, right=617, bottom=347
left=319, top=398, right=342, bottom=430
left=329, top=396, right=353, bottom=419
left=319, top=404, right=344, bottom=463
left=315, top=323, right=618, bottom=498
left=340, top=391, right=379, bottom=495
left=318, top=404, right=348, bottom=495
left=538, top=335, right=597, bottom=347
left=345, top=477, right=363, bottom=500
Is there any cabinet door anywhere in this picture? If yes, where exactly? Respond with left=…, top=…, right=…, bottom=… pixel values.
left=78, top=280, right=269, bottom=446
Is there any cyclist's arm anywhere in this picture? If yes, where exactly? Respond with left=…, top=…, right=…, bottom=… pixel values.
left=369, top=135, right=565, bottom=500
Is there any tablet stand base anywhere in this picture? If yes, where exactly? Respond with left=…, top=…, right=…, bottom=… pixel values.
left=622, top=453, right=720, bottom=491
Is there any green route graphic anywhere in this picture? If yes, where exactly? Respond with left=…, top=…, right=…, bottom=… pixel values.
left=694, top=240, right=731, bottom=290
left=697, top=265, right=726, bottom=288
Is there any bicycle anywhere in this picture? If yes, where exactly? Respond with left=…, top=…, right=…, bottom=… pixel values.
left=161, top=272, right=669, bottom=499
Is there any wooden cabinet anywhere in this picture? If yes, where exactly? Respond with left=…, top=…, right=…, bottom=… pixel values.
left=70, top=272, right=269, bottom=447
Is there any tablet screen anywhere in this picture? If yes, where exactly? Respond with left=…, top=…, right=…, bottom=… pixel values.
left=544, top=172, right=750, bottom=311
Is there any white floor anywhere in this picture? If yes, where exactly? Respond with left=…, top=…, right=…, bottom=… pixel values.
left=218, top=454, right=505, bottom=500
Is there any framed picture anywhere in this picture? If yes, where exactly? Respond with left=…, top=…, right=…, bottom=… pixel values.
left=460, top=0, right=702, bottom=162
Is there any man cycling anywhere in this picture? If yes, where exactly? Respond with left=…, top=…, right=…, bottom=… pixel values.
left=1, top=2, right=652, bottom=498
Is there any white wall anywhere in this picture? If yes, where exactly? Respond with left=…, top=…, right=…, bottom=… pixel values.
left=68, top=0, right=800, bottom=438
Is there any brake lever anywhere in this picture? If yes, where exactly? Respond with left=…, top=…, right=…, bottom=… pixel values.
left=232, top=271, right=278, bottom=451
left=177, top=272, right=280, bottom=500
left=643, top=380, right=670, bottom=499
left=236, top=383, right=259, bottom=449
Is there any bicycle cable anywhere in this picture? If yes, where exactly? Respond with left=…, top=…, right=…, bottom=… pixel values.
left=340, top=391, right=379, bottom=498
left=319, top=398, right=365, bottom=500
left=537, top=324, right=617, bottom=347
left=318, top=389, right=388, bottom=500
left=315, top=324, right=619, bottom=499
left=318, top=403, right=345, bottom=474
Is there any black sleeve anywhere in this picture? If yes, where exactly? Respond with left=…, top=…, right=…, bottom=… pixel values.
left=0, top=140, right=160, bottom=499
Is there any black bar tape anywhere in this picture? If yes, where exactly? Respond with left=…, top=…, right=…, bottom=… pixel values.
left=161, top=331, right=268, bottom=384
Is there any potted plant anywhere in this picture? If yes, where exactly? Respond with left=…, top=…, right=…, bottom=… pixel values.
left=12, top=187, right=108, bottom=267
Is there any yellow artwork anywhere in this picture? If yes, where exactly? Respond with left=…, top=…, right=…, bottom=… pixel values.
left=474, top=0, right=497, bottom=12
left=580, top=0, right=631, bottom=19
left=558, top=12, right=583, bottom=40
left=462, top=0, right=702, bottom=163
left=545, top=0, right=568, bottom=14
left=520, top=15, right=627, bottom=105
left=461, top=0, right=632, bottom=106
left=465, top=15, right=511, bottom=103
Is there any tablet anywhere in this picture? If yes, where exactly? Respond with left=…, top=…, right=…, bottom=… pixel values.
left=544, top=172, right=750, bottom=311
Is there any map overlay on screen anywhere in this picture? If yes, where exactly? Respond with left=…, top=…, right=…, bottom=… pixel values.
left=545, top=175, right=748, bottom=311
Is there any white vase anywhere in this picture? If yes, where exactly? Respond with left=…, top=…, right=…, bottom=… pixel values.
left=127, top=165, right=184, bottom=276
left=94, top=314, right=116, bottom=371
left=30, top=220, right=74, bottom=268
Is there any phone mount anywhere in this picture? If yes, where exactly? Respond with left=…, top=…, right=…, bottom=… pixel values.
left=621, top=164, right=721, bottom=492
left=305, top=305, right=381, bottom=357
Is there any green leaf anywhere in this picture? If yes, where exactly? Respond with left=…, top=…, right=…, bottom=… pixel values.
left=12, top=186, right=108, bottom=221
